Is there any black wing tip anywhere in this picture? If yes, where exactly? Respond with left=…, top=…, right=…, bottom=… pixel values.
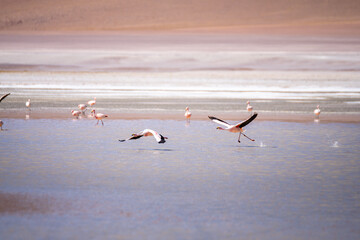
left=158, top=134, right=167, bottom=143
left=118, top=139, right=125, bottom=142
left=0, top=93, right=11, bottom=102
left=208, top=116, right=215, bottom=120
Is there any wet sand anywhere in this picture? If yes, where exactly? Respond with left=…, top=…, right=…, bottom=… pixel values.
left=0, top=192, right=60, bottom=215
left=1, top=32, right=359, bottom=124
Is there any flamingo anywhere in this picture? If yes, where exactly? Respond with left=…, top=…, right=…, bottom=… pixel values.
left=246, top=101, right=253, bottom=115
left=88, top=97, right=96, bottom=108
left=185, top=106, right=192, bottom=122
left=119, top=129, right=168, bottom=144
left=78, top=104, right=87, bottom=114
left=0, top=120, right=3, bottom=130
left=91, top=109, right=108, bottom=125
left=0, top=93, right=10, bottom=103
left=209, top=113, right=258, bottom=143
left=71, top=110, right=81, bottom=119
left=314, top=105, right=321, bottom=118
left=26, top=99, right=31, bottom=110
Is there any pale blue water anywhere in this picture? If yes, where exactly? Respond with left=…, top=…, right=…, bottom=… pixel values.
left=0, top=119, right=359, bottom=239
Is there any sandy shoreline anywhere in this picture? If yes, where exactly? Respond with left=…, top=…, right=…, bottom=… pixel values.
left=1, top=110, right=359, bottom=123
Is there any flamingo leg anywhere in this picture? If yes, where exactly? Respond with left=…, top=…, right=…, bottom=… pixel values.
left=238, top=132, right=241, bottom=143
left=96, top=120, right=99, bottom=125
left=101, top=120, right=104, bottom=126
left=241, top=132, right=255, bottom=141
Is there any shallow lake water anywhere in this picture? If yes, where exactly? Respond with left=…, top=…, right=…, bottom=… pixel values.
left=0, top=118, right=359, bottom=239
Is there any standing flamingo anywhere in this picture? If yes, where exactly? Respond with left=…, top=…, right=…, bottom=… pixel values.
left=26, top=99, right=31, bottom=111
left=185, top=106, right=192, bottom=123
left=91, top=109, right=108, bottom=126
left=314, top=105, right=321, bottom=118
left=209, top=113, right=258, bottom=143
left=71, top=110, right=82, bottom=119
left=88, top=97, right=96, bottom=108
left=78, top=104, right=87, bottom=114
left=246, top=101, right=253, bottom=116
left=119, top=129, right=168, bottom=144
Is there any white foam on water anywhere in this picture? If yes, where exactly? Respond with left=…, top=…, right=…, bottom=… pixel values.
left=259, top=142, right=267, bottom=148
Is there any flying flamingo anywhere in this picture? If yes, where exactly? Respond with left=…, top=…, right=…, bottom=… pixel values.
left=314, top=105, right=321, bottom=118
left=91, top=109, right=108, bottom=126
left=78, top=104, right=87, bottom=114
left=26, top=99, right=31, bottom=111
left=0, top=93, right=10, bottom=103
left=88, top=97, right=96, bottom=108
left=209, top=113, right=258, bottom=143
left=185, top=106, right=192, bottom=123
left=246, top=101, right=253, bottom=115
left=71, top=110, right=82, bottom=119
left=0, top=120, right=3, bottom=130
left=119, top=129, right=168, bottom=144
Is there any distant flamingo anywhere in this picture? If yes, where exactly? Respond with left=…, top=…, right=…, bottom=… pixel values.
left=91, top=109, right=108, bottom=126
left=314, top=105, right=321, bottom=118
left=119, top=129, right=168, bottom=144
left=209, top=113, right=258, bottom=143
left=185, top=106, right=192, bottom=122
left=88, top=97, right=96, bottom=108
left=0, top=120, right=3, bottom=130
left=71, top=110, right=82, bottom=119
left=246, top=101, right=253, bottom=115
left=26, top=99, right=31, bottom=111
left=78, top=104, right=87, bottom=114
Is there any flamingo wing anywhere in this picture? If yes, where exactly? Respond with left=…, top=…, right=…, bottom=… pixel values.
left=0, top=93, right=10, bottom=103
left=208, top=116, right=231, bottom=128
left=119, top=132, right=144, bottom=142
left=234, top=112, right=258, bottom=128
left=119, top=129, right=166, bottom=143
left=143, top=129, right=166, bottom=143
